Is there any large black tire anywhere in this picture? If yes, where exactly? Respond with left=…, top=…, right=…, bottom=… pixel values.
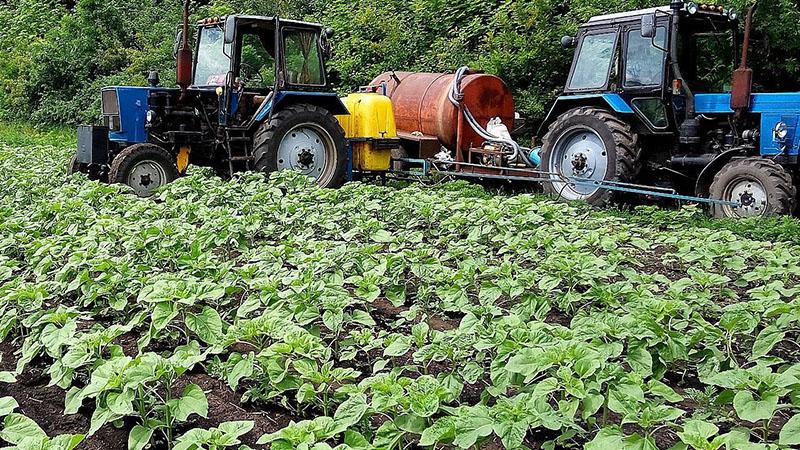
left=253, top=103, right=348, bottom=188
left=708, top=158, right=796, bottom=218
left=540, top=107, right=639, bottom=206
left=108, top=144, right=178, bottom=197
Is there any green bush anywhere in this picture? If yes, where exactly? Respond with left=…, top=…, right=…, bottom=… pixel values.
left=0, top=0, right=798, bottom=129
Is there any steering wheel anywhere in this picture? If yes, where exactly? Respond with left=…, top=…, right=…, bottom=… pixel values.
left=240, top=63, right=264, bottom=88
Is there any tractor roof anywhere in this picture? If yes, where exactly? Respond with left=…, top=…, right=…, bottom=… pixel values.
left=587, top=6, right=673, bottom=25
left=585, top=4, right=737, bottom=26
left=197, top=15, right=323, bottom=30
left=233, top=15, right=323, bottom=29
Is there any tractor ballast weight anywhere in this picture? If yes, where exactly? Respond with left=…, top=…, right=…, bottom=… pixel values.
left=71, top=11, right=352, bottom=196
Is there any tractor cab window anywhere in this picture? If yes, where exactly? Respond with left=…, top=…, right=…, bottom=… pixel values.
left=194, top=26, right=232, bottom=87
left=624, top=27, right=667, bottom=87
left=239, top=33, right=275, bottom=90
left=283, top=29, right=324, bottom=85
left=568, top=32, right=617, bottom=91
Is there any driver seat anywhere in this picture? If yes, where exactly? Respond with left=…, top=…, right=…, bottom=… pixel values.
left=246, top=91, right=275, bottom=129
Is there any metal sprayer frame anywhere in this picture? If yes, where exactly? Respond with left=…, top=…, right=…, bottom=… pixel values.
left=390, top=157, right=742, bottom=208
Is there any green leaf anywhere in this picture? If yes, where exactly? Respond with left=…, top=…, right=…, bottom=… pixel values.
left=227, top=354, right=254, bottom=390
left=733, top=391, right=778, bottom=422
left=752, top=326, right=785, bottom=359
left=677, top=420, right=719, bottom=449
left=647, top=379, right=683, bottom=402
left=585, top=427, right=625, bottom=450
left=779, top=414, right=800, bottom=446
left=627, top=342, right=653, bottom=377
left=152, top=301, right=178, bottom=331
left=0, top=396, right=18, bottom=416
left=170, top=383, right=209, bottom=422
left=50, top=433, right=86, bottom=450
left=453, top=406, right=493, bottom=449
left=334, top=394, right=368, bottom=431
left=495, top=420, right=528, bottom=449
left=217, top=420, right=255, bottom=444
left=128, top=425, right=153, bottom=450
left=0, top=413, right=46, bottom=444
left=384, top=336, right=411, bottom=357
left=505, top=348, right=551, bottom=378
left=419, top=416, right=456, bottom=446
left=185, top=306, right=223, bottom=345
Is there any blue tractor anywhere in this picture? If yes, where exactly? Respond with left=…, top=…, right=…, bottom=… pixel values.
left=70, top=5, right=350, bottom=196
left=539, top=1, right=800, bottom=217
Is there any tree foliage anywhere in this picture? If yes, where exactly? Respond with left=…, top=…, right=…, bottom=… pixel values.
left=0, top=0, right=798, bottom=128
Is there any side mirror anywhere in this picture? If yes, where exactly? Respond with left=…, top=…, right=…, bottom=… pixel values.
left=560, top=36, right=576, bottom=48
left=173, top=29, right=183, bottom=58
left=224, top=16, right=236, bottom=44
left=324, top=27, right=335, bottom=39
left=641, top=13, right=656, bottom=38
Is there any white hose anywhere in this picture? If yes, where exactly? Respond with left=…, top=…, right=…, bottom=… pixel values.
left=448, top=66, right=536, bottom=167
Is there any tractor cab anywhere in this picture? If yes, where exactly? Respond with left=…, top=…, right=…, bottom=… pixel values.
left=559, top=2, right=740, bottom=134
left=185, top=15, right=336, bottom=128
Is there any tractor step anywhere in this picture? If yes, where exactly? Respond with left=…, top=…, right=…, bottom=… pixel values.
left=227, top=156, right=254, bottom=162
left=227, top=137, right=251, bottom=142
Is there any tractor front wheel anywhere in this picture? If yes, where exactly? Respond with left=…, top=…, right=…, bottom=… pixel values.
left=540, top=107, right=639, bottom=206
left=253, top=103, right=348, bottom=188
left=708, top=158, right=796, bottom=218
left=108, top=144, right=179, bottom=197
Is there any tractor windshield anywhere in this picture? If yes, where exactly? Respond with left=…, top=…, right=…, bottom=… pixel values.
left=194, top=26, right=232, bottom=87
left=568, top=32, right=617, bottom=91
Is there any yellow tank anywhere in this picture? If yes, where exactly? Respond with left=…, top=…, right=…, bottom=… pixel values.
left=337, top=93, right=399, bottom=172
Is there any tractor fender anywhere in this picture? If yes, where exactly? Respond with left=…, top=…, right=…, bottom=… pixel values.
left=695, top=149, right=743, bottom=197
left=255, top=91, right=349, bottom=123
left=538, top=94, right=634, bottom=138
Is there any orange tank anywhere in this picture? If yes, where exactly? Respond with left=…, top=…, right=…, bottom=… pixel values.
left=369, top=71, right=515, bottom=153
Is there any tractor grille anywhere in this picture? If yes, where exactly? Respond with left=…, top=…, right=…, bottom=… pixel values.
left=101, top=89, right=119, bottom=116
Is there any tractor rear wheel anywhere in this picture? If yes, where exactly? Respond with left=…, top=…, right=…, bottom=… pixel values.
left=253, top=103, right=348, bottom=188
left=108, top=144, right=179, bottom=197
left=708, top=158, right=796, bottom=218
left=540, top=107, right=639, bottom=206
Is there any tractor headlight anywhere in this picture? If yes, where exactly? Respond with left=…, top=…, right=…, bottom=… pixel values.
left=686, top=2, right=699, bottom=14
left=726, top=7, right=738, bottom=21
left=774, top=122, right=789, bottom=141
left=146, top=110, right=157, bottom=124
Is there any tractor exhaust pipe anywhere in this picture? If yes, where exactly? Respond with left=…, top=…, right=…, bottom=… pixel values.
left=730, top=5, right=756, bottom=118
left=176, top=0, right=193, bottom=100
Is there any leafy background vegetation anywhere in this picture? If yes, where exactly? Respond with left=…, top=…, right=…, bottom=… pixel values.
left=0, top=0, right=798, bottom=128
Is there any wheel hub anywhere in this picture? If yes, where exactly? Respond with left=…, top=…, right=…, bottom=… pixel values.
left=548, top=128, right=609, bottom=200
left=571, top=153, right=588, bottom=174
left=277, top=124, right=333, bottom=180
left=297, top=148, right=315, bottom=168
left=127, top=160, right=167, bottom=197
left=726, top=178, right=767, bottom=217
